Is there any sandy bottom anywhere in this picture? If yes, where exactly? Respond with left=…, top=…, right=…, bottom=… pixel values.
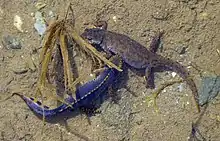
left=0, top=0, right=220, bottom=141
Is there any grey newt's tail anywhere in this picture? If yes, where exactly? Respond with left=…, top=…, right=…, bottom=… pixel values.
left=152, top=55, right=200, bottom=112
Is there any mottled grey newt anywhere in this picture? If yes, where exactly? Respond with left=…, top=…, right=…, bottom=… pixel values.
left=81, top=24, right=200, bottom=112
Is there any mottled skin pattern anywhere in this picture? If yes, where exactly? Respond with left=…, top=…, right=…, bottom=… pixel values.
left=14, top=58, right=123, bottom=117
left=81, top=28, right=200, bottom=112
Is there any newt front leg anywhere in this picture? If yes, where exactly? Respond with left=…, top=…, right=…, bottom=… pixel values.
left=145, top=32, right=163, bottom=88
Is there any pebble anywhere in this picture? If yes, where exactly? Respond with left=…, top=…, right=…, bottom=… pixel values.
left=179, top=46, right=188, bottom=54
left=47, top=11, right=57, bottom=25
left=199, top=12, right=209, bottom=20
left=176, top=46, right=188, bottom=54
left=13, top=15, right=24, bottom=32
left=2, top=35, right=22, bottom=49
left=48, top=10, right=56, bottom=18
left=35, top=2, right=46, bottom=10
left=34, top=11, right=47, bottom=36
left=177, top=83, right=184, bottom=92
left=113, top=16, right=117, bottom=22
left=171, top=72, right=177, bottom=78
left=199, top=76, right=220, bottom=105
left=30, top=12, right=34, bottom=17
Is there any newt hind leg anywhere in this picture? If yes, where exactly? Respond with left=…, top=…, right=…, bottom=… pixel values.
left=144, top=66, right=155, bottom=89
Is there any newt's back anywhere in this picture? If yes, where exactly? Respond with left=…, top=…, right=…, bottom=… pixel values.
left=103, top=30, right=158, bottom=69
left=82, top=28, right=156, bottom=69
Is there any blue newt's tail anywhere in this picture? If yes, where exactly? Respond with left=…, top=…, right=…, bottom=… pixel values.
left=13, top=93, right=75, bottom=117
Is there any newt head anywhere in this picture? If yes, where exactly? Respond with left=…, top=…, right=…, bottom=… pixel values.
left=81, top=28, right=105, bottom=45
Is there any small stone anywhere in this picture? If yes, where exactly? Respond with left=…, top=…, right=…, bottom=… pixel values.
left=199, top=12, right=209, bottom=20
left=47, top=11, right=57, bottom=25
left=2, top=35, right=22, bottom=49
left=30, top=12, right=34, bottom=17
left=171, top=72, right=177, bottom=78
left=162, top=89, right=167, bottom=93
left=35, top=2, right=46, bottom=10
left=113, top=16, right=117, bottom=22
left=34, top=11, right=47, bottom=36
left=176, top=46, right=188, bottom=54
left=48, top=10, right=55, bottom=18
left=177, top=83, right=184, bottom=92
left=217, top=49, right=220, bottom=56
left=187, top=66, right=191, bottom=69
left=199, top=76, right=220, bottom=105
left=13, top=15, right=24, bottom=32
left=180, top=47, right=187, bottom=54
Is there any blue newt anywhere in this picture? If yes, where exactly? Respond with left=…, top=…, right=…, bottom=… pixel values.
left=81, top=26, right=200, bottom=112
left=13, top=58, right=123, bottom=117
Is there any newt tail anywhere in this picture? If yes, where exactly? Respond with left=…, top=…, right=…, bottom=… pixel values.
left=151, top=54, right=200, bottom=112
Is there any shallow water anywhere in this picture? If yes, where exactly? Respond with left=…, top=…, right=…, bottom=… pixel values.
left=0, top=0, right=220, bottom=140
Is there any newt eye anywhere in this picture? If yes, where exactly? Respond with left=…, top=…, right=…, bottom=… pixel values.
left=87, top=37, right=92, bottom=40
left=87, top=36, right=95, bottom=43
